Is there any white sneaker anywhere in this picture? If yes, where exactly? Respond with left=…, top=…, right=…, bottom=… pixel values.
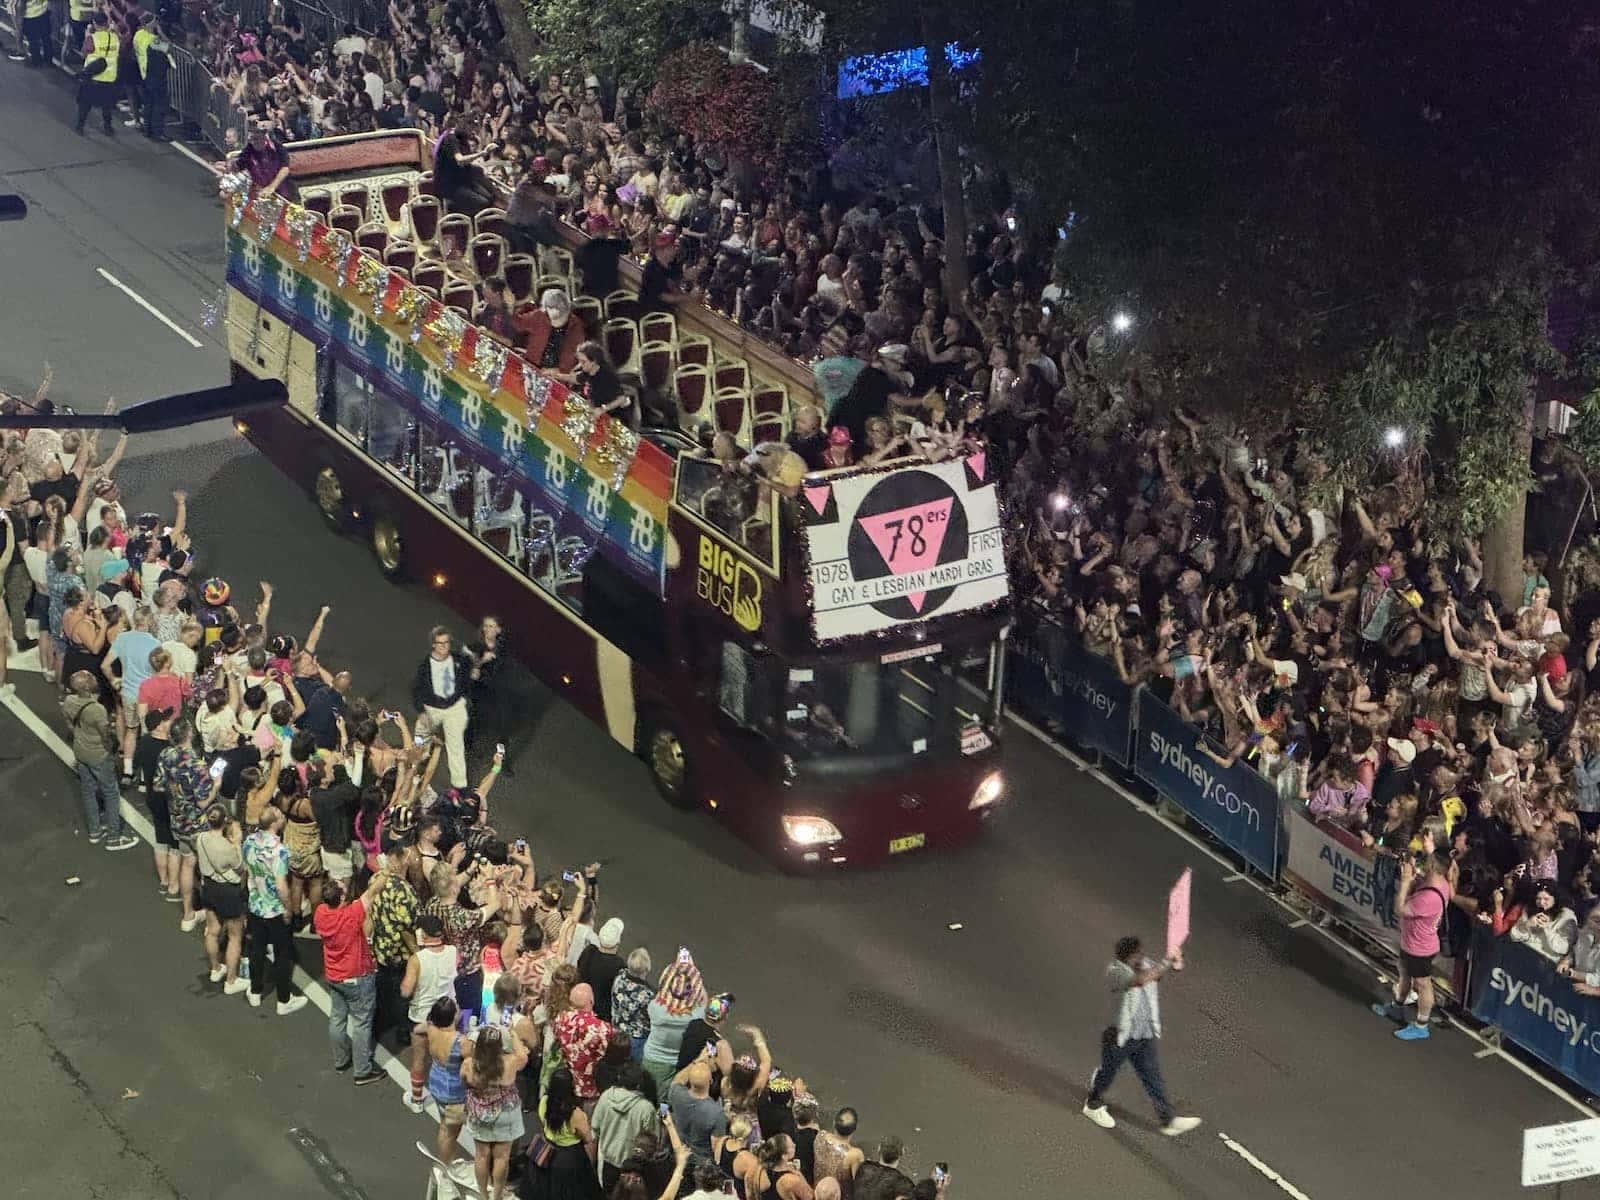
left=209, top=965, right=226, bottom=983
left=180, top=914, right=204, bottom=933
left=1082, top=1104, right=1115, bottom=1129
left=277, top=995, right=309, bottom=1016
left=247, top=990, right=261, bottom=1007
left=406, top=1090, right=431, bottom=1113
left=1162, top=1116, right=1203, bottom=1137
left=224, top=977, right=250, bottom=996
left=293, top=926, right=321, bottom=941
left=122, top=118, right=137, bottom=127
left=104, top=834, right=141, bottom=852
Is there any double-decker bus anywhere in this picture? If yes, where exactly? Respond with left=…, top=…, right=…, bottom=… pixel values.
left=219, top=132, right=1011, bottom=866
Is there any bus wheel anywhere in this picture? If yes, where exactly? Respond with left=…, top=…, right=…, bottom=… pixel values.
left=371, top=513, right=406, bottom=578
left=314, top=466, right=347, bottom=529
left=646, top=722, right=694, bottom=808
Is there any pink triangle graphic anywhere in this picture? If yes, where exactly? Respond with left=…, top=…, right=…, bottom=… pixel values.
left=966, top=451, right=986, bottom=481
left=803, top=484, right=831, bottom=516
left=857, top=498, right=955, bottom=615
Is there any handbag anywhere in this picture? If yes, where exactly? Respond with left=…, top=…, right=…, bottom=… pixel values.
left=525, top=1132, right=554, bottom=1170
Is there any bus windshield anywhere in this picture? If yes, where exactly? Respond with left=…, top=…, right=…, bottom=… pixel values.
left=780, top=643, right=992, bottom=760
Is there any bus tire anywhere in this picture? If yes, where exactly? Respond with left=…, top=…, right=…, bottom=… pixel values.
left=313, top=465, right=348, bottom=531
left=643, top=719, right=695, bottom=809
left=370, top=512, right=406, bottom=579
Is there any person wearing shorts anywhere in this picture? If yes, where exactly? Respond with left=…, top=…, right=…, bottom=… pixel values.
left=424, top=996, right=470, bottom=1166
left=196, top=807, right=250, bottom=995
left=158, top=718, right=218, bottom=933
left=278, top=772, right=324, bottom=935
left=134, top=707, right=180, bottom=900
left=1372, top=848, right=1453, bottom=1040
left=310, top=757, right=359, bottom=884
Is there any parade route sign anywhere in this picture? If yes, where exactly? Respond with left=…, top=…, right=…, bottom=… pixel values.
left=1522, top=1119, right=1600, bottom=1187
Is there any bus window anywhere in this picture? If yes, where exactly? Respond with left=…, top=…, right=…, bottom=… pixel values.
left=367, top=392, right=415, bottom=481
left=473, top=465, right=524, bottom=566
left=717, top=640, right=776, bottom=733
left=417, top=425, right=469, bottom=527
left=785, top=646, right=966, bottom=759
left=676, top=456, right=771, bottom=561
left=331, top=361, right=371, bottom=446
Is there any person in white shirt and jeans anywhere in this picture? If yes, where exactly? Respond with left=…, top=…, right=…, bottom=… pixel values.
left=411, top=625, right=474, bottom=787
left=1082, top=936, right=1202, bottom=1136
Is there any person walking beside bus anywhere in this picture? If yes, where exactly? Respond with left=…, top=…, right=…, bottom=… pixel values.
left=413, top=625, right=474, bottom=788
left=1081, top=937, right=1202, bottom=1136
left=74, top=12, right=120, bottom=138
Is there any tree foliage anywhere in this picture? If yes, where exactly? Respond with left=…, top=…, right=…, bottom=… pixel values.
left=647, top=43, right=822, bottom=184
left=521, top=0, right=725, bottom=87
left=959, top=0, right=1600, bottom=542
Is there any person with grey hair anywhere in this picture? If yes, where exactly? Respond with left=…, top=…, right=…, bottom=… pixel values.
left=611, top=947, right=653, bottom=1060
left=519, top=287, right=585, bottom=374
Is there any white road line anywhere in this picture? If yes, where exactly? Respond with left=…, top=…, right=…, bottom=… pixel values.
left=1217, top=1132, right=1313, bottom=1200
left=168, top=139, right=219, bottom=175
left=1003, top=706, right=1600, bottom=1120
left=95, top=266, right=204, bottom=348
left=0, top=686, right=474, bottom=1152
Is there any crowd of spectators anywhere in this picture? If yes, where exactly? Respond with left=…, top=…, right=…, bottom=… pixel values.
left=0, top=365, right=954, bottom=1200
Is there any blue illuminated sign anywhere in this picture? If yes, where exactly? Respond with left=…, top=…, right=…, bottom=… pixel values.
left=836, top=43, right=980, bottom=99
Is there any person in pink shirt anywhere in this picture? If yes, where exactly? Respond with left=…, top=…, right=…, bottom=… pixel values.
left=1372, top=848, right=1453, bottom=1041
left=136, top=647, right=191, bottom=723
left=1307, top=754, right=1371, bottom=831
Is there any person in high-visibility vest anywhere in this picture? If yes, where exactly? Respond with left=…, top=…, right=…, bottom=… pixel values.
left=74, top=11, right=120, bottom=137
left=132, top=14, right=170, bottom=142
left=19, top=0, right=50, bottom=69
left=66, top=0, right=94, bottom=66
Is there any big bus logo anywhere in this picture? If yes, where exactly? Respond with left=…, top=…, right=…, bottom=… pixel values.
left=697, top=534, right=761, bottom=632
left=846, top=469, right=969, bottom=621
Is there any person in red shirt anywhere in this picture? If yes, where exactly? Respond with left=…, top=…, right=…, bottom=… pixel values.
left=553, top=982, right=614, bottom=1102
left=136, top=647, right=191, bottom=724
left=313, top=874, right=387, bottom=1084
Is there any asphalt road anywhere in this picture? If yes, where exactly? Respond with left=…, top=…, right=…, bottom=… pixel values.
left=1, top=56, right=1591, bottom=1200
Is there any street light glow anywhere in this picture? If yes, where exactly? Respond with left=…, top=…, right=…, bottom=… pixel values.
left=1111, top=311, right=1134, bottom=334
left=1384, top=426, right=1406, bottom=448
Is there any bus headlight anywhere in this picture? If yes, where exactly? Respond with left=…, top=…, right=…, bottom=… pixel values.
left=970, top=771, right=1005, bottom=810
left=782, top=814, right=842, bottom=846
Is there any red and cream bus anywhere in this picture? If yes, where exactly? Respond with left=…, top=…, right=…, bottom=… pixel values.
left=220, top=132, right=1011, bottom=866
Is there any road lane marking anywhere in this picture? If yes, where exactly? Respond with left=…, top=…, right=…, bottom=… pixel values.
left=1001, top=706, right=1600, bottom=1120
left=168, top=140, right=219, bottom=174
left=1217, top=1132, right=1313, bottom=1200
left=0, top=685, right=477, bottom=1154
left=95, top=266, right=204, bottom=348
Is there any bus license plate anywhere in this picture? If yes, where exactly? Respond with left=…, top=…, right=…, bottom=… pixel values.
left=889, top=833, right=926, bottom=855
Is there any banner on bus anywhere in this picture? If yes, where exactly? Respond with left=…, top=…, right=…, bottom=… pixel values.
left=1468, top=927, right=1600, bottom=1098
left=1281, top=807, right=1401, bottom=950
left=798, top=455, right=1008, bottom=643
left=1133, top=689, right=1279, bottom=875
left=225, top=230, right=666, bottom=589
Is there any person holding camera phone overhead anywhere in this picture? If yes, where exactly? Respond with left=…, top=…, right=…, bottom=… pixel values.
left=1372, top=846, right=1455, bottom=1041
left=1081, top=936, right=1203, bottom=1136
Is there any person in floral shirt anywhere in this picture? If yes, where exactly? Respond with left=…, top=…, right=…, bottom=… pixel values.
left=158, top=716, right=219, bottom=934
left=241, top=804, right=306, bottom=1015
left=369, top=840, right=421, bottom=1046
left=611, top=948, right=653, bottom=1060
left=554, top=981, right=613, bottom=1101
left=425, top=860, right=502, bottom=1017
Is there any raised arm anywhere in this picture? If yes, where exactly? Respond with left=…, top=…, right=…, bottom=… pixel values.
left=303, top=604, right=330, bottom=656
